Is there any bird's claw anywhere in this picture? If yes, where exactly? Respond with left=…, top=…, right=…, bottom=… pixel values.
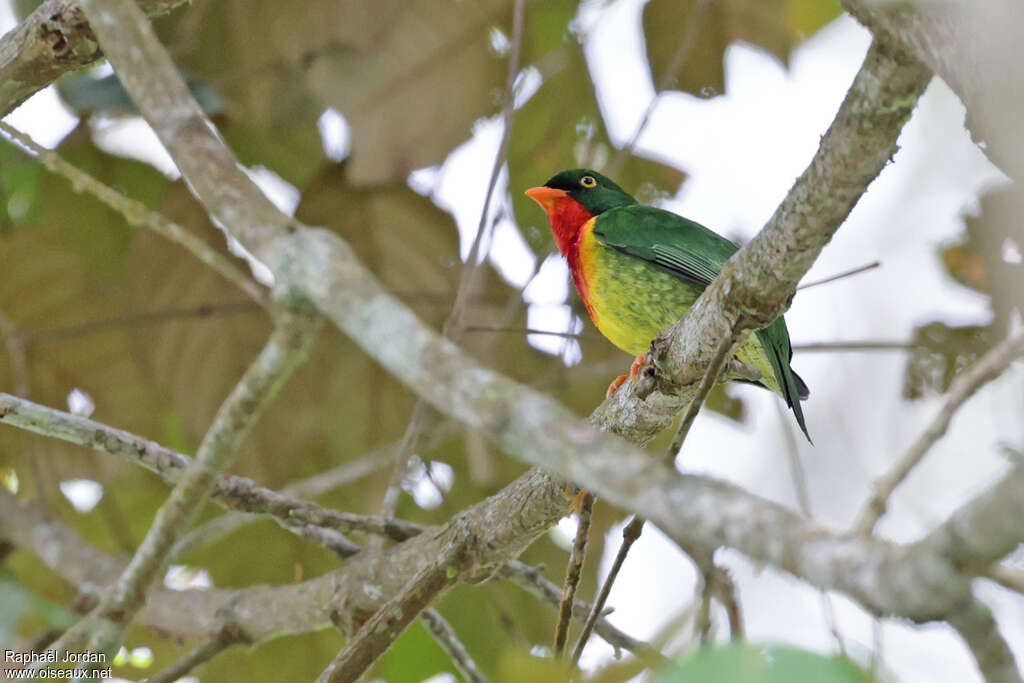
left=606, top=355, right=649, bottom=398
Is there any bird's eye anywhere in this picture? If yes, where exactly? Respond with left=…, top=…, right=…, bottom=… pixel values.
left=580, top=175, right=597, bottom=188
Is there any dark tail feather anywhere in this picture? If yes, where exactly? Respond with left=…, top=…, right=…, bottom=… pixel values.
left=793, top=369, right=810, bottom=401
left=758, top=330, right=812, bottom=444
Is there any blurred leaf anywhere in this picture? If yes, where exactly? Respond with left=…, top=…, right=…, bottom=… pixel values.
left=304, top=0, right=509, bottom=185
left=643, top=0, right=842, bottom=97
left=0, top=138, right=44, bottom=229
left=497, top=648, right=574, bottom=683
left=0, top=570, right=76, bottom=645
left=510, top=3, right=685, bottom=252
left=903, top=322, right=997, bottom=399
left=654, top=643, right=873, bottom=683
left=944, top=188, right=1024, bottom=328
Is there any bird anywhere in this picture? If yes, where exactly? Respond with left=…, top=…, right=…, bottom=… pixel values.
left=525, top=168, right=810, bottom=442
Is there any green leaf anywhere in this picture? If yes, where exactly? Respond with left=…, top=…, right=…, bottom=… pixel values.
left=655, top=644, right=873, bottom=683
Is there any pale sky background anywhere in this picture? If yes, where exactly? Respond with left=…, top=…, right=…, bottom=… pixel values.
left=2, top=0, right=1022, bottom=681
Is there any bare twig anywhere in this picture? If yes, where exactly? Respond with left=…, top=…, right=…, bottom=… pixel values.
left=374, top=0, right=526, bottom=540
left=140, top=627, right=243, bottom=683
left=316, top=532, right=468, bottom=683
left=797, top=261, right=880, bottom=290
left=777, top=401, right=843, bottom=654
left=0, top=122, right=268, bottom=307
left=6, top=302, right=262, bottom=346
left=497, top=561, right=661, bottom=660
left=607, top=0, right=712, bottom=176
left=36, top=312, right=320, bottom=661
left=553, top=492, right=595, bottom=658
left=171, top=438, right=410, bottom=558
left=0, top=393, right=423, bottom=549
left=854, top=332, right=1024, bottom=534
left=793, top=341, right=915, bottom=352
left=666, top=332, right=734, bottom=460
left=988, top=565, right=1024, bottom=595
left=420, top=608, right=489, bottom=683
left=446, top=0, right=525, bottom=336
left=570, top=515, right=645, bottom=663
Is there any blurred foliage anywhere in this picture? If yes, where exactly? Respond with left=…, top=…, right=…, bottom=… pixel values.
left=643, top=0, right=842, bottom=97
left=902, top=323, right=996, bottom=399
left=653, top=643, right=873, bottom=683
left=907, top=186, right=1024, bottom=397
left=1, top=0, right=850, bottom=680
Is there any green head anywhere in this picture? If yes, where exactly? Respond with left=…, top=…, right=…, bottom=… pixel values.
left=541, top=169, right=637, bottom=215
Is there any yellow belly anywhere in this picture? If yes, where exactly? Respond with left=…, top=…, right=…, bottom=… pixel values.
left=577, top=218, right=781, bottom=395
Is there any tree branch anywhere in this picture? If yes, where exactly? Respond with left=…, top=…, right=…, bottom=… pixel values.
left=419, top=608, right=489, bottom=683
left=316, top=529, right=469, bottom=683
left=0, top=121, right=268, bottom=306
left=840, top=0, right=1024, bottom=179
left=0, top=393, right=422, bottom=547
left=0, top=0, right=189, bottom=117
left=947, top=598, right=1022, bottom=683
left=79, top=3, right=1022, bottom=676
left=855, top=331, right=1024, bottom=534
left=38, top=311, right=319, bottom=661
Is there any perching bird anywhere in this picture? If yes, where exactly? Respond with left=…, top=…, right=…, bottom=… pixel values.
left=525, top=168, right=810, bottom=441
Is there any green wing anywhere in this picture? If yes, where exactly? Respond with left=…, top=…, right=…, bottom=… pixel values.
left=591, top=205, right=736, bottom=286
left=592, top=204, right=811, bottom=440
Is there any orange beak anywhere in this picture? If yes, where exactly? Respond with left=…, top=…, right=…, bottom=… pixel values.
left=525, top=186, right=568, bottom=210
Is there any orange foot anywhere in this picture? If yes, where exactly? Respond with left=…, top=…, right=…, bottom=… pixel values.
left=565, top=487, right=589, bottom=515
left=606, top=355, right=648, bottom=398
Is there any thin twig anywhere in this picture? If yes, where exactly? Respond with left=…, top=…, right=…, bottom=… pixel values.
left=445, top=0, right=525, bottom=336
left=373, top=0, right=526, bottom=537
left=553, top=492, right=595, bottom=658
left=372, top=401, right=434, bottom=552
left=35, top=312, right=320, bottom=662
left=171, top=439, right=409, bottom=558
left=797, top=261, right=880, bottom=290
left=666, top=332, right=735, bottom=460
left=6, top=302, right=262, bottom=346
left=140, top=628, right=242, bottom=683
left=987, top=564, right=1024, bottom=595
left=497, top=561, right=661, bottom=659
left=0, top=121, right=268, bottom=307
left=607, top=0, right=712, bottom=176
left=777, top=401, right=843, bottom=654
left=570, top=515, right=645, bottom=663
left=0, top=393, right=423, bottom=550
left=419, top=608, right=489, bottom=683
left=854, top=332, right=1024, bottom=534
left=793, top=340, right=915, bottom=352
left=316, top=534, right=468, bottom=683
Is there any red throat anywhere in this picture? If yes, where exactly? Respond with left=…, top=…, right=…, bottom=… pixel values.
left=539, top=197, right=594, bottom=256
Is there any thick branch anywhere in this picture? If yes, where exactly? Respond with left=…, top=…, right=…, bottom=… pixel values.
left=317, top=534, right=468, bottom=683
left=948, top=598, right=1022, bottom=683
left=840, top=0, right=1024, bottom=179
